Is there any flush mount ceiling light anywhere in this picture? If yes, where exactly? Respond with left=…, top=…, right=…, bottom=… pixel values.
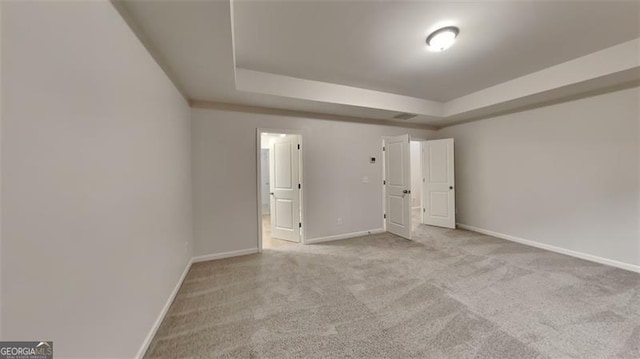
left=426, top=26, right=459, bottom=52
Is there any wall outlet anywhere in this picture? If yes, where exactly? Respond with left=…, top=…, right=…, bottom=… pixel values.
left=362, top=176, right=369, bottom=183
left=337, top=217, right=343, bottom=225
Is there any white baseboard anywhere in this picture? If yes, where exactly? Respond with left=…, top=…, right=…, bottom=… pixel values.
left=191, top=248, right=259, bottom=263
left=136, top=247, right=260, bottom=357
left=306, top=228, right=385, bottom=244
left=457, top=223, right=640, bottom=273
left=136, top=258, right=193, bottom=359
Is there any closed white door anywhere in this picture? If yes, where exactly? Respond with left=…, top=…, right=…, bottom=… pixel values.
left=384, top=134, right=412, bottom=239
left=269, top=135, right=301, bottom=242
left=422, top=138, right=455, bottom=229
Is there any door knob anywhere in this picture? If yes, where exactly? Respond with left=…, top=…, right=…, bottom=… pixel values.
left=449, top=186, right=453, bottom=190
left=270, top=192, right=274, bottom=195
left=403, top=189, right=411, bottom=194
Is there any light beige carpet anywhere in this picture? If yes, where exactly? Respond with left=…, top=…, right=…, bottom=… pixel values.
left=144, top=218, right=640, bottom=358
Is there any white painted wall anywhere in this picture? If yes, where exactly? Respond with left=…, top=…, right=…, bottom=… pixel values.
left=1, top=1, right=193, bottom=358
left=410, top=141, right=422, bottom=208
left=192, top=108, right=434, bottom=255
left=437, top=87, right=640, bottom=267
left=235, top=68, right=444, bottom=118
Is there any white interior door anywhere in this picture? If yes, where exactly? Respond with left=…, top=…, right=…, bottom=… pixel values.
left=269, top=135, right=301, bottom=242
left=422, top=138, right=456, bottom=229
left=384, top=134, right=412, bottom=239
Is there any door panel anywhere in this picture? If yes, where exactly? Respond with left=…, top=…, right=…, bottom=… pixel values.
left=422, top=139, right=455, bottom=229
left=269, top=135, right=301, bottom=242
left=274, top=198, right=294, bottom=230
left=429, top=192, right=449, bottom=217
left=384, top=134, right=412, bottom=239
left=274, top=142, right=292, bottom=188
left=388, top=142, right=404, bottom=185
left=388, top=195, right=405, bottom=225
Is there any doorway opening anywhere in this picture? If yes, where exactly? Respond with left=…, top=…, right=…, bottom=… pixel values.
left=410, top=140, right=423, bottom=232
left=257, top=130, right=304, bottom=251
left=382, top=136, right=456, bottom=239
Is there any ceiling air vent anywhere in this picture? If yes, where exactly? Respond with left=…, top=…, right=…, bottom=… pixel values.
left=393, top=112, right=417, bottom=120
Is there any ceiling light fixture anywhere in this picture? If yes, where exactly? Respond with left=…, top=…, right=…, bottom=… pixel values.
left=426, top=26, right=459, bottom=52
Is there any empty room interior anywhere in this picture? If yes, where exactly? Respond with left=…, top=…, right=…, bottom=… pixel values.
left=1, top=0, right=640, bottom=358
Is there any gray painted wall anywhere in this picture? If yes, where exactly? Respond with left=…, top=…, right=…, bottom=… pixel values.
left=192, top=108, right=434, bottom=256
left=1, top=2, right=638, bottom=358
left=1, top=1, right=193, bottom=357
left=437, top=87, right=640, bottom=267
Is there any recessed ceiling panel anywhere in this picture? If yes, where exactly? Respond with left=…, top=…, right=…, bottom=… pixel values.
left=234, top=1, right=640, bottom=102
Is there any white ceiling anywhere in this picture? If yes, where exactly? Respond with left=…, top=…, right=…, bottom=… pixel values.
left=114, top=0, right=405, bottom=122
left=114, top=0, right=640, bottom=127
left=234, top=1, right=639, bottom=102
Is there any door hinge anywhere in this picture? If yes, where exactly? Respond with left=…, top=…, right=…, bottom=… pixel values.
left=383, top=213, right=387, bottom=219
left=299, top=222, right=302, bottom=228
left=383, top=146, right=385, bottom=151
left=298, top=183, right=301, bottom=189
left=383, top=180, right=386, bottom=185
left=297, top=144, right=300, bottom=150
left=423, top=208, right=426, bottom=213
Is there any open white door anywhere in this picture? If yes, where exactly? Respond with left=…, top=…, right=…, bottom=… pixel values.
left=384, top=134, right=412, bottom=239
left=269, top=135, right=301, bottom=242
left=422, top=138, right=455, bottom=229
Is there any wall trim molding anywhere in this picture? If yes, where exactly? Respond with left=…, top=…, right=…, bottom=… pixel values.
left=306, top=228, right=385, bottom=244
left=457, top=223, right=640, bottom=274
left=135, top=258, right=193, bottom=359
left=190, top=100, right=437, bottom=130
left=136, top=247, right=260, bottom=357
left=192, top=248, right=259, bottom=263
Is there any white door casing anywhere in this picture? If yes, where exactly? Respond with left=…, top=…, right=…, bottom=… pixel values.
left=269, top=135, right=301, bottom=242
left=422, top=138, right=456, bottom=229
left=384, top=134, right=412, bottom=239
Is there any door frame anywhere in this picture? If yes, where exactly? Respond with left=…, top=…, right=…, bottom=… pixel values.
left=256, top=128, right=306, bottom=252
left=381, top=137, right=390, bottom=232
